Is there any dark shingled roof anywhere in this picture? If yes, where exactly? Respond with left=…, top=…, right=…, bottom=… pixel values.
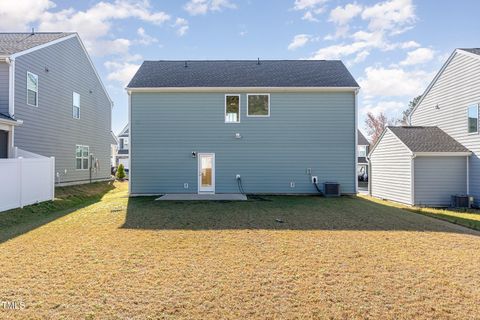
left=460, top=48, right=480, bottom=56
left=0, top=32, right=74, bottom=55
left=388, top=126, right=469, bottom=153
left=127, top=60, right=359, bottom=88
left=358, top=129, right=369, bottom=146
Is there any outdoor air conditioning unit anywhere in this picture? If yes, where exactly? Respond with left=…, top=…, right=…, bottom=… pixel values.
left=450, top=195, right=474, bottom=208
left=324, top=182, right=340, bottom=197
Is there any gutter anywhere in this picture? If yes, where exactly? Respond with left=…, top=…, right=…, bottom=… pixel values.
left=126, top=86, right=361, bottom=93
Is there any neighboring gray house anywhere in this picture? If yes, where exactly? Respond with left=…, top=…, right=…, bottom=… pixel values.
left=369, top=126, right=470, bottom=206
left=357, top=129, right=369, bottom=191
left=408, top=48, right=480, bottom=205
left=115, top=124, right=129, bottom=170
left=126, top=60, right=359, bottom=196
left=0, top=32, right=113, bottom=185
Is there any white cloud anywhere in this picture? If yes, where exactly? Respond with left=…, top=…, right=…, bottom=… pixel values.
left=302, top=11, right=318, bottom=22
left=136, top=27, right=158, bottom=45
left=293, top=0, right=327, bottom=10
left=184, top=0, right=236, bottom=16
left=400, top=47, right=435, bottom=66
left=288, top=34, right=311, bottom=51
left=359, top=66, right=433, bottom=98
left=0, top=0, right=170, bottom=56
left=400, top=40, right=420, bottom=49
left=361, top=0, right=416, bottom=34
left=294, top=0, right=327, bottom=22
left=105, top=60, right=141, bottom=86
left=309, top=0, right=420, bottom=64
left=0, top=0, right=54, bottom=31
left=329, top=3, right=362, bottom=25
left=174, top=18, right=189, bottom=36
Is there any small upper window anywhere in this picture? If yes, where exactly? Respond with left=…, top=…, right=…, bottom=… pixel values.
left=73, top=92, right=80, bottom=119
left=76, top=145, right=89, bottom=170
left=247, top=94, right=270, bottom=117
left=358, top=145, right=367, bottom=157
left=225, top=95, right=240, bottom=123
left=468, top=104, right=478, bottom=133
left=27, top=72, right=38, bottom=107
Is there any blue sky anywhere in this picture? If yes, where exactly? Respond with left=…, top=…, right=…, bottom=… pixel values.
left=1, top=0, right=479, bottom=134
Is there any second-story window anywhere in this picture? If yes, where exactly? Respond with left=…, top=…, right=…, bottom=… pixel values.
left=27, top=72, right=38, bottom=107
left=468, top=104, right=478, bottom=134
left=225, top=95, right=240, bottom=123
left=119, top=138, right=124, bottom=150
left=247, top=94, right=270, bottom=117
left=73, top=92, right=80, bottom=119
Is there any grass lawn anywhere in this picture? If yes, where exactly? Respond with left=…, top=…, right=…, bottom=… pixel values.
left=359, top=194, right=480, bottom=231
left=1, top=182, right=479, bottom=319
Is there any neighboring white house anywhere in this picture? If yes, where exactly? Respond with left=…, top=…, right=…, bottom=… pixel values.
left=369, top=126, right=470, bottom=207
left=115, top=124, right=129, bottom=170
left=408, top=48, right=480, bottom=206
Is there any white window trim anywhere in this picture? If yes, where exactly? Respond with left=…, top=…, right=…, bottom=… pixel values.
left=76, top=145, right=90, bottom=171
left=224, top=94, right=241, bottom=123
left=26, top=71, right=38, bottom=107
left=467, top=104, right=479, bottom=135
left=73, top=92, right=81, bottom=119
left=246, top=93, right=270, bottom=117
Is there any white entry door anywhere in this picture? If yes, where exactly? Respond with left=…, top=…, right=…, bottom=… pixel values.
left=198, top=153, right=215, bottom=193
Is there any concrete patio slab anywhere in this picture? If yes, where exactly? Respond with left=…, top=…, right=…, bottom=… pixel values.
left=156, top=194, right=247, bottom=201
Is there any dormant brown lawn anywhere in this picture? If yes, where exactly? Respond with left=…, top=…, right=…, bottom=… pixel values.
left=1, top=181, right=479, bottom=319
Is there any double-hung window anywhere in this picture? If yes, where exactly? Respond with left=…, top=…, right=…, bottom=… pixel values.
left=76, top=145, right=89, bottom=170
left=27, top=72, right=38, bottom=107
left=468, top=104, right=479, bottom=134
left=225, top=95, right=240, bottom=123
left=358, top=145, right=367, bottom=157
left=73, top=92, right=80, bottom=119
left=247, top=94, right=270, bottom=117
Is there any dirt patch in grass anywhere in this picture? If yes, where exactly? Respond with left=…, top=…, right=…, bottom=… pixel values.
left=1, top=182, right=479, bottom=319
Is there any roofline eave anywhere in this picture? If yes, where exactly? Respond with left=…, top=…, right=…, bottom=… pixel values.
left=126, top=86, right=360, bottom=93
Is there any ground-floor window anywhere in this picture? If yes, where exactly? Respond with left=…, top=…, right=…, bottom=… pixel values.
left=76, top=145, right=90, bottom=170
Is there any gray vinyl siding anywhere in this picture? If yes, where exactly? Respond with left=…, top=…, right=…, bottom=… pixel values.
left=414, top=156, right=467, bottom=207
left=12, top=36, right=111, bottom=184
left=130, top=92, right=356, bottom=195
left=410, top=51, right=480, bottom=203
left=370, top=130, right=412, bottom=205
left=0, top=62, right=8, bottom=114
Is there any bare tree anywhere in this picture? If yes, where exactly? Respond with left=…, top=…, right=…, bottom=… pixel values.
left=365, top=112, right=396, bottom=146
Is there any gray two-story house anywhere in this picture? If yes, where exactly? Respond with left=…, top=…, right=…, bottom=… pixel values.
left=0, top=32, right=113, bottom=185
left=126, top=60, right=359, bottom=196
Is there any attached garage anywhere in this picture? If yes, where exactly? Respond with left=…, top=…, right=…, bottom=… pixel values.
left=369, top=126, right=471, bottom=207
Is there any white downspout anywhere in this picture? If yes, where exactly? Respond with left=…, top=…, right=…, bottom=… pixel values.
left=411, top=154, right=416, bottom=206
left=354, top=89, right=359, bottom=194
left=127, top=91, right=132, bottom=196
left=466, top=156, right=470, bottom=195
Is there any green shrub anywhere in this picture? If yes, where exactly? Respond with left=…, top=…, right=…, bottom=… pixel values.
left=116, top=164, right=126, bottom=180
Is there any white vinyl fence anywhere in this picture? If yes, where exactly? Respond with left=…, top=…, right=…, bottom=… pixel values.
left=0, top=155, right=55, bottom=212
